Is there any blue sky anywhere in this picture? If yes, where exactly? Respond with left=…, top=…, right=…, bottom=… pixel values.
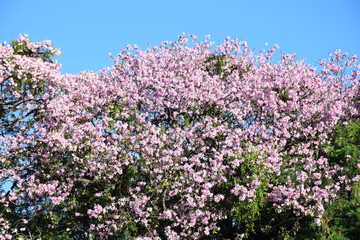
left=1, top=0, right=359, bottom=74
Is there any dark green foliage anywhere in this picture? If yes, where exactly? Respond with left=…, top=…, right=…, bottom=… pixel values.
left=0, top=38, right=57, bottom=136
left=272, top=86, right=291, bottom=102
left=288, top=120, right=360, bottom=240
left=10, top=39, right=56, bottom=63
left=207, top=120, right=360, bottom=239
left=205, top=54, right=227, bottom=78
left=204, top=54, right=251, bottom=82
left=318, top=120, right=360, bottom=240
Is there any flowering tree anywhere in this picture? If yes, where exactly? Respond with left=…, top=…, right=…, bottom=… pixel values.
left=0, top=34, right=359, bottom=239
left=0, top=34, right=61, bottom=239
left=0, top=34, right=60, bottom=137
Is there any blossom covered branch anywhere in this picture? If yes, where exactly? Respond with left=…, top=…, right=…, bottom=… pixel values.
left=0, top=34, right=359, bottom=239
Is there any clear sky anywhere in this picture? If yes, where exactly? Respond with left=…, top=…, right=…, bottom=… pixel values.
left=1, top=0, right=359, bottom=74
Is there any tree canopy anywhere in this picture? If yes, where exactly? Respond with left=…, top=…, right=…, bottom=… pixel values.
left=0, top=34, right=359, bottom=239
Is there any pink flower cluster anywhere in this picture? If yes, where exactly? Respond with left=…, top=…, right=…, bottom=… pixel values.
left=0, top=34, right=359, bottom=239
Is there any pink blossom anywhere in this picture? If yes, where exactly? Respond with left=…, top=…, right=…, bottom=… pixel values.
left=1, top=34, right=358, bottom=239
